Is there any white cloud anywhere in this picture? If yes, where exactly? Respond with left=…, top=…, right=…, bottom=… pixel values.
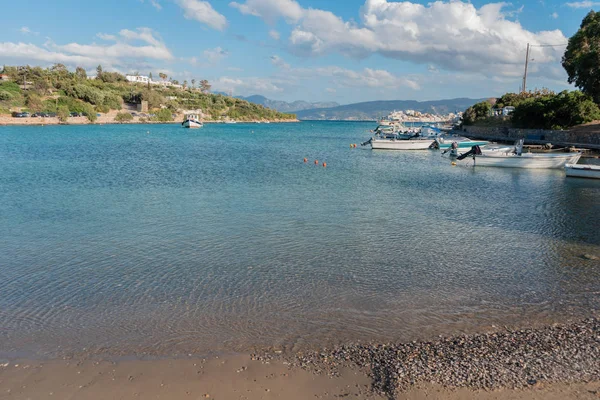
left=204, top=47, right=229, bottom=63
left=230, top=0, right=303, bottom=24
left=212, top=76, right=285, bottom=94
left=270, top=55, right=420, bottom=91
left=1, top=27, right=173, bottom=72
left=232, top=0, right=567, bottom=77
left=551, top=12, right=559, bottom=19
left=140, top=0, right=162, bottom=10
left=176, top=0, right=228, bottom=31
left=96, top=33, right=117, bottom=41
left=19, top=26, right=38, bottom=35
left=269, top=30, right=280, bottom=40
left=565, top=1, right=600, bottom=8
left=270, top=55, right=290, bottom=69
left=325, top=87, right=336, bottom=93
left=227, top=67, right=244, bottom=71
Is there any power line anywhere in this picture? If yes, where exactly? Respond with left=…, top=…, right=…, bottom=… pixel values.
left=529, top=43, right=568, bottom=47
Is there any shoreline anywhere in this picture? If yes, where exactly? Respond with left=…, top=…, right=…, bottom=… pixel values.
left=0, top=114, right=299, bottom=126
left=1, top=319, right=598, bottom=399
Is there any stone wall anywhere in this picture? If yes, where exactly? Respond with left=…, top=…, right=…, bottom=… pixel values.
left=461, top=125, right=600, bottom=149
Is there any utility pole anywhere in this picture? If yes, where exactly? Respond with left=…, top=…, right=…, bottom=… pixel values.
left=522, top=43, right=530, bottom=94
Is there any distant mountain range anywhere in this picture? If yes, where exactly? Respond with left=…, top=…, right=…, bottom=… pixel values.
left=236, top=95, right=340, bottom=113
left=295, top=98, right=486, bottom=120
left=231, top=95, right=484, bottom=120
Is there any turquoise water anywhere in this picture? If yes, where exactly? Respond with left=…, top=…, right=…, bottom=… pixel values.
left=0, top=121, right=599, bottom=358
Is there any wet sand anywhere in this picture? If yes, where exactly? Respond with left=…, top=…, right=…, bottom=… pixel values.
left=2, top=319, right=599, bottom=400
left=1, top=355, right=598, bottom=400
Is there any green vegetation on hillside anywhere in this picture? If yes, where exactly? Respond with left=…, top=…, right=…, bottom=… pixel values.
left=0, top=64, right=296, bottom=122
left=463, top=90, right=600, bottom=130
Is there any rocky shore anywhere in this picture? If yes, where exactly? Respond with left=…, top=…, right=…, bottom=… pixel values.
left=253, top=318, right=600, bottom=397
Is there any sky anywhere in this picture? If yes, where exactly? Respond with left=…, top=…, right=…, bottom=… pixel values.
left=0, top=0, right=598, bottom=104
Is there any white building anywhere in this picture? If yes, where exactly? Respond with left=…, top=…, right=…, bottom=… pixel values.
left=126, top=75, right=150, bottom=84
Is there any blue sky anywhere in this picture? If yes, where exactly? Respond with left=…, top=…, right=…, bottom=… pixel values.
left=0, top=0, right=597, bottom=103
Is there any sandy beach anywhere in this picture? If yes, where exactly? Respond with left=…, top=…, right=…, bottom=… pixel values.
left=1, top=355, right=598, bottom=400
left=1, top=319, right=599, bottom=400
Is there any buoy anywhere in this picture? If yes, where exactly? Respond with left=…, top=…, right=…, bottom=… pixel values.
left=451, top=162, right=457, bottom=166
left=350, top=144, right=353, bottom=148
left=303, top=158, right=308, bottom=163
left=314, top=160, right=319, bottom=165
left=323, top=162, right=327, bottom=167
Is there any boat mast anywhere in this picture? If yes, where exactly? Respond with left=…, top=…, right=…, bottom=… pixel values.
left=522, top=43, right=530, bottom=94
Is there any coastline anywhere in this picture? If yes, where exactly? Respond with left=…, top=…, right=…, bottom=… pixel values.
left=0, top=114, right=300, bottom=126
left=1, top=319, right=598, bottom=399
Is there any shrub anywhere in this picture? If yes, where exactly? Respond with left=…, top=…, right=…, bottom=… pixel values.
left=95, top=104, right=110, bottom=113
left=114, top=112, right=133, bottom=122
left=57, top=105, right=69, bottom=122
left=512, top=90, right=600, bottom=130
left=0, top=90, right=12, bottom=101
left=78, top=102, right=97, bottom=123
left=151, top=108, right=173, bottom=122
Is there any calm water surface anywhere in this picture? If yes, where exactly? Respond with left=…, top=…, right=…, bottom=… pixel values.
left=0, top=122, right=599, bottom=358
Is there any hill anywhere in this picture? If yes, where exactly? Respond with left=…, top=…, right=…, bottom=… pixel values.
left=237, top=95, right=339, bottom=113
left=0, top=65, right=297, bottom=123
left=295, top=98, right=486, bottom=120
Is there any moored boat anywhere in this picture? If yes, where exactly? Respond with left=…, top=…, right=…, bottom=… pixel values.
left=435, top=136, right=489, bottom=149
left=182, top=114, right=203, bottom=128
left=565, top=163, right=600, bottom=179
left=454, top=140, right=582, bottom=169
left=371, top=138, right=435, bottom=150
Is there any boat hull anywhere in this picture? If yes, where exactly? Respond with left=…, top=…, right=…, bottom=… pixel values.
left=471, top=152, right=582, bottom=169
left=437, top=141, right=489, bottom=149
left=371, top=139, right=435, bottom=150
left=565, top=163, right=600, bottom=179
left=183, top=119, right=203, bottom=128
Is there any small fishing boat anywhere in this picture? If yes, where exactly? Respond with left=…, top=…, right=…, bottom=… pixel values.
left=455, top=140, right=582, bottom=169
left=565, top=163, right=600, bottom=179
left=434, top=136, right=490, bottom=150
left=370, top=137, right=435, bottom=150
left=182, top=114, right=203, bottom=128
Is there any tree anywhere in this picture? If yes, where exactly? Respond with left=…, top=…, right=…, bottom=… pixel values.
left=199, top=79, right=211, bottom=93
left=96, top=65, right=103, bottom=79
left=183, top=80, right=188, bottom=89
left=57, top=105, right=69, bottom=122
left=149, top=72, right=153, bottom=81
left=75, top=66, right=87, bottom=80
left=563, top=10, right=600, bottom=103
left=191, top=79, right=196, bottom=89
left=512, top=90, right=600, bottom=130
left=26, top=93, right=43, bottom=112
left=159, top=72, right=167, bottom=81
left=462, top=101, right=492, bottom=125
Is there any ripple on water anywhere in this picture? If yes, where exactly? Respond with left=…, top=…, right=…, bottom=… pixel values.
left=0, top=122, right=599, bottom=358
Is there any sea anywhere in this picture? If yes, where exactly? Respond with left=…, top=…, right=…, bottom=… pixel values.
left=0, top=121, right=599, bottom=359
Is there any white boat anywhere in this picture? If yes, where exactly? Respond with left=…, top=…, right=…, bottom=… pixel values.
left=371, top=138, right=435, bottom=150
left=565, top=163, right=600, bottom=179
left=224, top=119, right=237, bottom=124
left=435, top=136, right=489, bottom=150
left=456, top=140, right=582, bottom=169
left=182, top=114, right=203, bottom=128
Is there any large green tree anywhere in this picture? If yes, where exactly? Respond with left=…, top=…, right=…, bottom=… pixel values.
left=562, top=10, right=600, bottom=103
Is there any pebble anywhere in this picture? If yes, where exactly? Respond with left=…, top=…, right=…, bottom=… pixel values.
left=255, top=318, right=600, bottom=397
